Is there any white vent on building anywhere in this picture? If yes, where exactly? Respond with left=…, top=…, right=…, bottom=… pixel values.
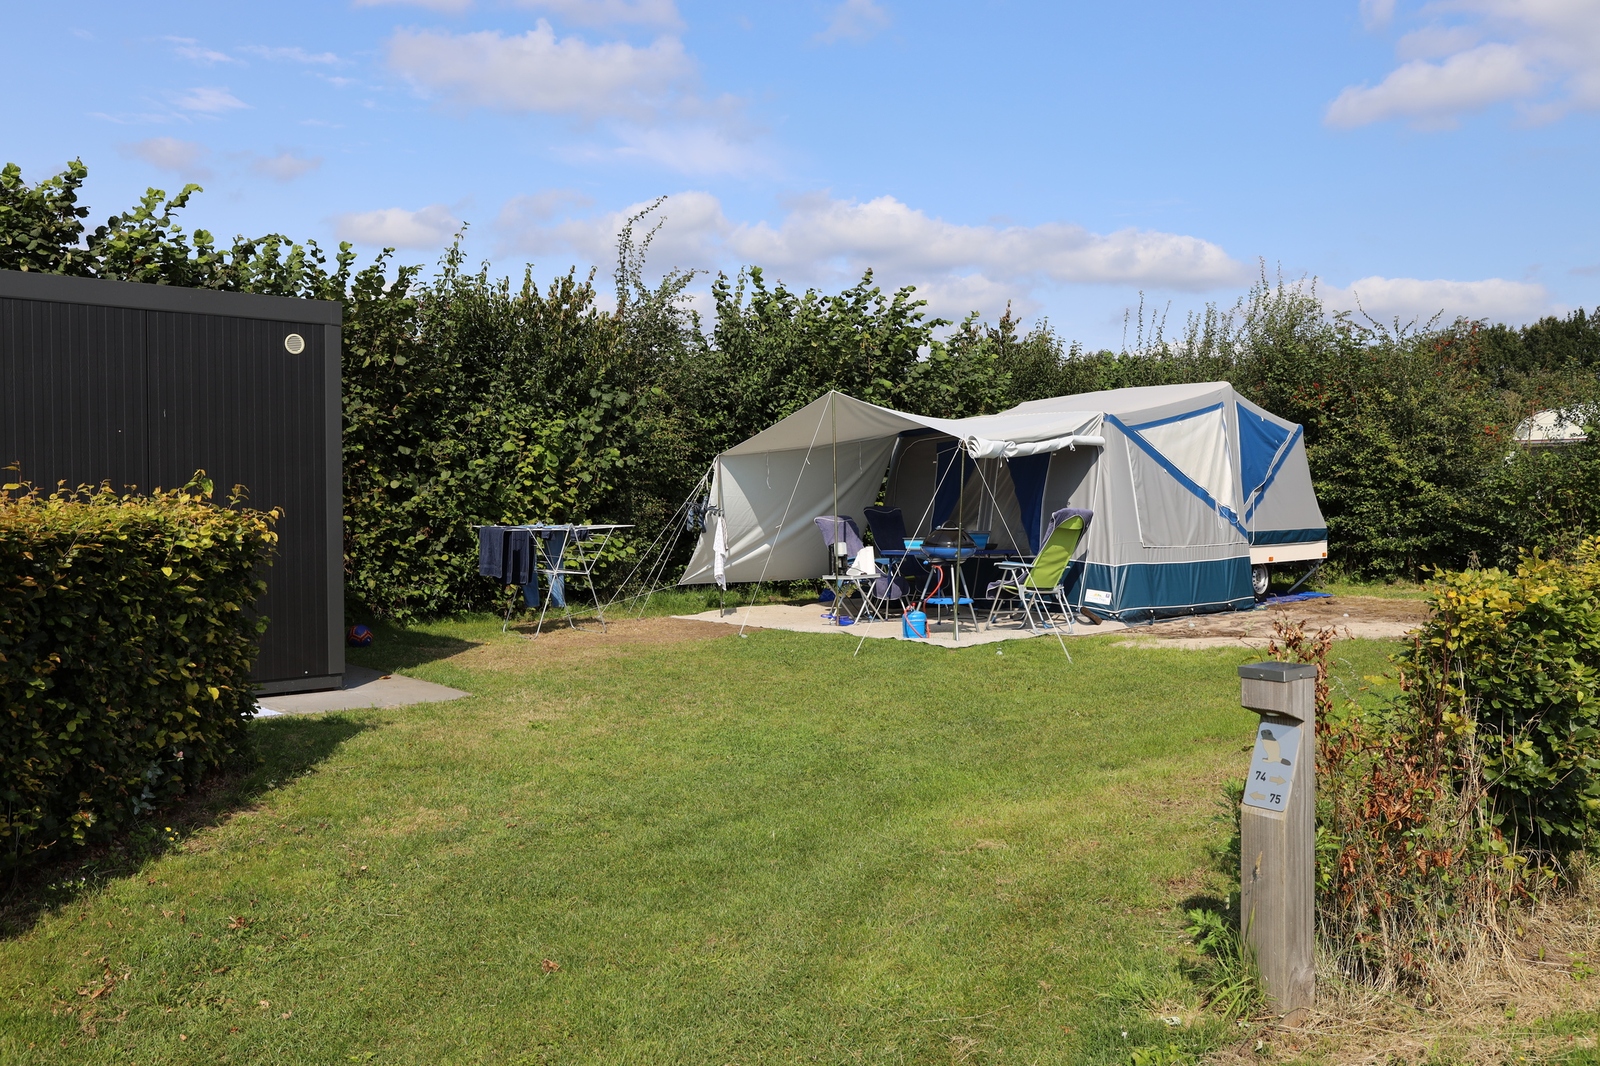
left=284, top=333, right=306, bottom=354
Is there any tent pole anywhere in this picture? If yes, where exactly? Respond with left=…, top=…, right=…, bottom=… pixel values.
left=831, top=392, right=838, bottom=526
left=955, top=448, right=963, bottom=642
left=831, top=393, right=840, bottom=606
left=716, top=455, right=726, bottom=614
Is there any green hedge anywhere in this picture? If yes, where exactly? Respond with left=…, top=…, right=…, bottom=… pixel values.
left=0, top=479, right=277, bottom=869
left=1419, top=541, right=1600, bottom=853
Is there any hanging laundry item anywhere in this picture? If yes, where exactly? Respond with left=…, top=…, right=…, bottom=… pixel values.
left=478, top=526, right=511, bottom=579
left=712, top=515, right=728, bottom=590
left=506, top=528, right=535, bottom=586
left=539, top=528, right=570, bottom=608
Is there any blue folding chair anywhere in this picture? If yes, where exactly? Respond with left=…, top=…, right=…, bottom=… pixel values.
left=862, top=505, right=928, bottom=616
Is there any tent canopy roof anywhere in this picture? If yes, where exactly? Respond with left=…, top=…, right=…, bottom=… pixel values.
left=724, top=391, right=1103, bottom=459
left=723, top=383, right=1285, bottom=461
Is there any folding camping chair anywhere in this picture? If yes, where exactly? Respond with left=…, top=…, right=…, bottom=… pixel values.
left=985, top=513, right=1087, bottom=634
left=861, top=505, right=927, bottom=617
left=814, top=515, right=879, bottom=623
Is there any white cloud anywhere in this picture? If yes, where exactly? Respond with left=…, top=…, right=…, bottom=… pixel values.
left=118, top=137, right=211, bottom=176
left=385, top=21, right=763, bottom=173
left=251, top=151, right=322, bottom=182
left=910, top=274, right=1042, bottom=322
left=353, top=0, right=473, bottom=12
left=1395, top=24, right=1482, bottom=60
left=239, top=45, right=341, bottom=65
left=818, top=0, right=892, bottom=43
left=513, top=0, right=682, bottom=29
left=173, top=86, right=249, bottom=114
left=498, top=189, right=594, bottom=226
left=1329, top=0, right=1600, bottom=127
left=1326, top=43, right=1539, bottom=127
left=1360, top=0, right=1397, bottom=29
left=166, top=36, right=238, bottom=65
left=600, top=124, right=773, bottom=176
left=722, top=193, right=1246, bottom=290
left=386, top=23, right=693, bottom=120
left=494, top=190, right=1247, bottom=322
left=335, top=205, right=464, bottom=248
left=1322, top=274, right=1554, bottom=323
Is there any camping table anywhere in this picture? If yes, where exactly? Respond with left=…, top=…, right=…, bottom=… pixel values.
left=819, top=568, right=878, bottom=625
left=914, top=546, right=982, bottom=639
left=506, top=523, right=632, bottom=637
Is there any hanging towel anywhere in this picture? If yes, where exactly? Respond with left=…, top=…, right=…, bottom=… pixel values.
left=507, top=528, right=535, bottom=586
left=712, top=515, right=728, bottom=590
left=540, top=528, right=570, bottom=608
left=478, top=526, right=510, bottom=578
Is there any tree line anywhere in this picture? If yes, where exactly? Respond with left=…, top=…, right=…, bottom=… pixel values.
left=5, top=160, right=1599, bottom=618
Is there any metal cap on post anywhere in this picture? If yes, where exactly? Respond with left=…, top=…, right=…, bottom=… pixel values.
left=1237, top=661, right=1317, bottom=1023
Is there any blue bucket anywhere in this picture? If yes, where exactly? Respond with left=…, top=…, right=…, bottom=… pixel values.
left=902, top=610, right=928, bottom=639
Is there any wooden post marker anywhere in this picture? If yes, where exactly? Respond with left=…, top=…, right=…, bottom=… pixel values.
left=1237, top=661, right=1317, bottom=1022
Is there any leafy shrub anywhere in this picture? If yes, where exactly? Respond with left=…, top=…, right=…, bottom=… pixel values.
left=1293, top=621, right=1502, bottom=984
left=1256, top=547, right=1600, bottom=985
left=0, top=478, right=277, bottom=870
left=1182, top=907, right=1262, bottom=1021
left=1418, top=544, right=1600, bottom=852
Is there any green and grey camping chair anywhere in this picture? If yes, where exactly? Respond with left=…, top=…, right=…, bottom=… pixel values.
left=985, top=513, right=1087, bottom=635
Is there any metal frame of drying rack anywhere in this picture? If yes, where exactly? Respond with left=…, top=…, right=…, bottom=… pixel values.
left=493, top=524, right=632, bottom=637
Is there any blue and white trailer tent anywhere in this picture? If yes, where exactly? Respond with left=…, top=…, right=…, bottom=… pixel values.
left=680, top=382, right=1328, bottom=620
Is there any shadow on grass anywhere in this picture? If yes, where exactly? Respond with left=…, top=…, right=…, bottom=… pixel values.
left=0, top=714, right=369, bottom=940
left=345, top=622, right=480, bottom=674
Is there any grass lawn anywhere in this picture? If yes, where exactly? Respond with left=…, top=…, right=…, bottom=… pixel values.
left=0, top=622, right=1401, bottom=1065
left=1303, top=573, right=1429, bottom=601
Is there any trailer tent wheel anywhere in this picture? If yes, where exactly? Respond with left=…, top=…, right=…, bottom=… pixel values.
left=1252, top=564, right=1271, bottom=599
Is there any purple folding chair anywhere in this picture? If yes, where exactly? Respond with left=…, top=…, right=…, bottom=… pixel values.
left=814, top=515, right=872, bottom=622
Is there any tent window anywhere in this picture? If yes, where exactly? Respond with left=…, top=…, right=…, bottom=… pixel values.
left=1238, top=403, right=1291, bottom=499
left=1126, top=404, right=1237, bottom=514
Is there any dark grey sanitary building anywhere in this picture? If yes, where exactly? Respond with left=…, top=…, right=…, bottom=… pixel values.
left=0, top=269, right=343, bottom=693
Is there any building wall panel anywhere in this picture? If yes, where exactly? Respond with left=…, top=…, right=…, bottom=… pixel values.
left=0, top=298, right=149, bottom=492
left=0, top=270, right=342, bottom=692
left=146, top=312, right=331, bottom=685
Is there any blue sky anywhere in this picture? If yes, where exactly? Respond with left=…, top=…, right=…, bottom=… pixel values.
left=4, top=0, right=1598, bottom=347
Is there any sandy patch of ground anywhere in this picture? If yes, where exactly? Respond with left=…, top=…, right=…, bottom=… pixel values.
left=1116, top=595, right=1427, bottom=649
left=446, top=615, right=749, bottom=670
left=436, top=594, right=1426, bottom=670
left=676, top=603, right=1103, bottom=647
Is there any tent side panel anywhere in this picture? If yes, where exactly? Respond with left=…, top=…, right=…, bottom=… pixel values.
left=1055, top=420, right=1252, bottom=618
left=884, top=434, right=941, bottom=536
left=680, top=437, right=896, bottom=585
left=1073, top=558, right=1253, bottom=620
left=1246, top=435, right=1327, bottom=544
left=1124, top=435, right=1245, bottom=549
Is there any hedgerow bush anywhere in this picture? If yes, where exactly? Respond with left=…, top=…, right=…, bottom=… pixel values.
left=0, top=478, right=277, bottom=870
left=1255, top=543, right=1600, bottom=986
left=1422, top=543, right=1600, bottom=852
